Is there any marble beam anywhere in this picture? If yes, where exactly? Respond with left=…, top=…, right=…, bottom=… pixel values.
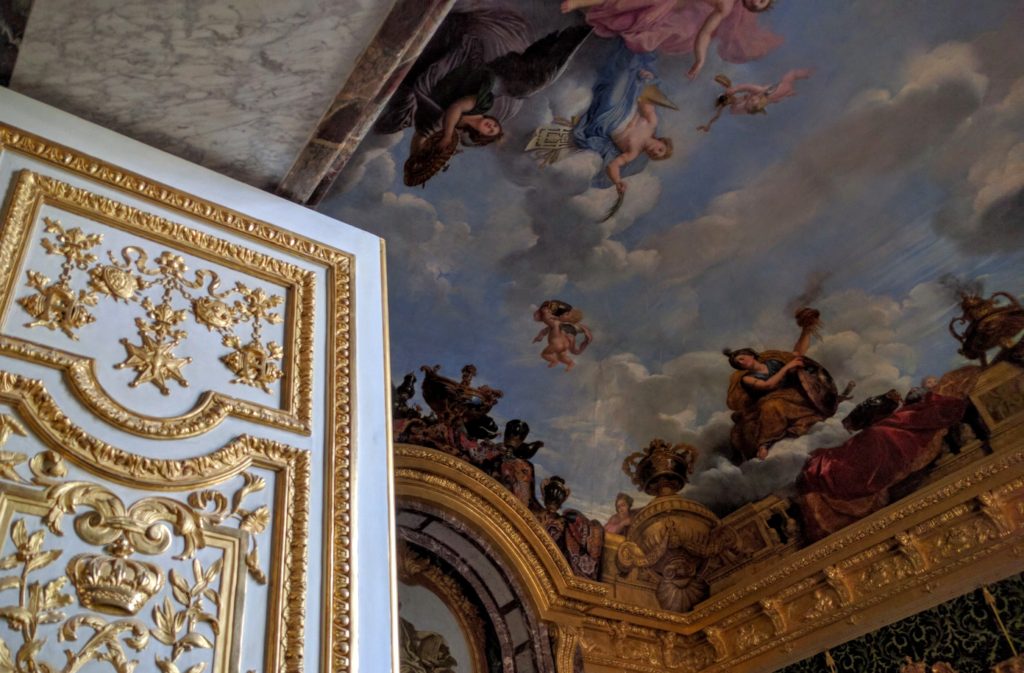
left=277, top=0, right=455, bottom=206
left=0, top=0, right=33, bottom=87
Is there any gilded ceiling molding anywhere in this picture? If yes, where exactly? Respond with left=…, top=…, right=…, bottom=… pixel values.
left=394, top=437, right=1024, bottom=673
left=396, top=444, right=609, bottom=604
left=0, top=123, right=355, bottom=672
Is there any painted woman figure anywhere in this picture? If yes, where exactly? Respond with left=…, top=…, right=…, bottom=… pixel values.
left=374, top=9, right=590, bottom=185
left=724, top=309, right=828, bottom=461
left=603, top=492, right=638, bottom=535
left=697, top=69, right=811, bottom=132
left=561, top=0, right=782, bottom=80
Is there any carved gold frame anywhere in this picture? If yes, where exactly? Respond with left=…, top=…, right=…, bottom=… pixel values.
left=0, top=124, right=356, bottom=673
left=0, top=370, right=310, bottom=672
left=0, top=482, right=250, bottom=672
left=395, top=435, right=1024, bottom=673
left=0, top=169, right=316, bottom=438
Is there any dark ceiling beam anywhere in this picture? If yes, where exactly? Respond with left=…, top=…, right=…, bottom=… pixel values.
left=277, top=0, right=455, bottom=207
left=0, top=0, right=34, bottom=87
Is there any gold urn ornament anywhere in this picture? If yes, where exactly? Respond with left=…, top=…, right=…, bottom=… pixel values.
left=66, top=553, right=164, bottom=616
left=622, top=439, right=698, bottom=496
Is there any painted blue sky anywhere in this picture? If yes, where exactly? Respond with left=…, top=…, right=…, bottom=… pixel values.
left=324, top=0, right=1024, bottom=520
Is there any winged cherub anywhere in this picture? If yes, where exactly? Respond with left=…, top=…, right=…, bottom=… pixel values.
left=533, top=300, right=594, bottom=371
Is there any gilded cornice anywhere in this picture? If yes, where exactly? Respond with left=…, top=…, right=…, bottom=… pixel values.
left=394, top=435, right=1024, bottom=673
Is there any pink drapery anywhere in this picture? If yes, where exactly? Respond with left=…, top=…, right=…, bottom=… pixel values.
left=583, top=0, right=783, bottom=62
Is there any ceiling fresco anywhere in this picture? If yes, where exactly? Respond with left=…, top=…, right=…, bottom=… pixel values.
left=324, top=0, right=1024, bottom=528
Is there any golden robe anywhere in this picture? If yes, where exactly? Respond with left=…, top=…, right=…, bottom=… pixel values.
left=726, top=350, right=825, bottom=461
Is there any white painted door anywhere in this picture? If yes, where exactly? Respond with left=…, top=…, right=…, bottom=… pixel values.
left=0, top=89, right=395, bottom=673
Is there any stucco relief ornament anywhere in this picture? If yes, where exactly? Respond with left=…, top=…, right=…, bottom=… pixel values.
left=18, top=221, right=286, bottom=395
left=17, top=217, right=102, bottom=338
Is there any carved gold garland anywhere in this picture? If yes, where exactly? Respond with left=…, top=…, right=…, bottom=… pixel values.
left=0, top=169, right=314, bottom=436
left=0, top=124, right=354, bottom=673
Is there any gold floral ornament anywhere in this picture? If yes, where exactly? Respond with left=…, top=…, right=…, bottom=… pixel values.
left=0, top=414, right=29, bottom=483
left=188, top=472, right=271, bottom=584
left=0, top=518, right=151, bottom=673
left=17, top=217, right=102, bottom=339
left=18, top=222, right=287, bottom=396
left=151, top=557, right=222, bottom=671
left=220, top=284, right=285, bottom=394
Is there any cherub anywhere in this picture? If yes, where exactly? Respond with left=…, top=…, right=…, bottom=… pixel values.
left=533, top=300, right=593, bottom=371
left=698, top=69, right=812, bottom=132
left=526, top=45, right=675, bottom=219
left=561, top=0, right=782, bottom=81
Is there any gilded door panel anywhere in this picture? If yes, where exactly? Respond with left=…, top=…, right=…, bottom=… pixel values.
left=0, top=91, right=391, bottom=673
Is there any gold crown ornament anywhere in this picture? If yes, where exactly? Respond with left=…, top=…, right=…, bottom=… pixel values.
left=66, top=553, right=164, bottom=616
left=622, top=439, right=699, bottom=497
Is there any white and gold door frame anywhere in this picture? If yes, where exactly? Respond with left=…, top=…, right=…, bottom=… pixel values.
left=0, top=89, right=395, bottom=673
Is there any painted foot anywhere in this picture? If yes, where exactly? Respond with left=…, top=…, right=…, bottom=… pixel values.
left=561, top=0, right=584, bottom=13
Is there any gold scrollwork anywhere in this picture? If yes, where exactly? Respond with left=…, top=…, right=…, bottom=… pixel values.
left=0, top=169, right=315, bottom=436
left=799, top=587, right=839, bottom=623
left=734, top=619, right=772, bottom=653
left=189, top=473, right=272, bottom=584
left=0, top=517, right=153, bottom=673
left=0, top=399, right=309, bottom=673
left=0, top=123, right=352, bottom=673
left=927, top=517, right=1000, bottom=562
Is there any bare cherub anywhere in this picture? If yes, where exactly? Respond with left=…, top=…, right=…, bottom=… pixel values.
left=698, top=69, right=812, bottom=132
left=606, top=75, right=674, bottom=195
left=533, top=300, right=593, bottom=371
